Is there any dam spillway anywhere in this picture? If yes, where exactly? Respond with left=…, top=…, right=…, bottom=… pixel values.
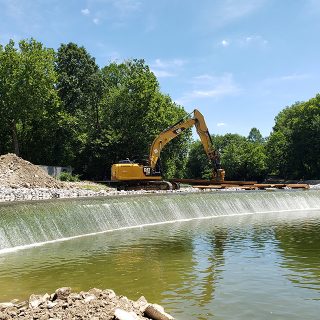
left=0, top=190, right=320, bottom=252
left=1, top=189, right=320, bottom=318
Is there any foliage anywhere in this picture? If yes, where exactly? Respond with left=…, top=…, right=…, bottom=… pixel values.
left=55, top=43, right=104, bottom=174
left=0, top=39, right=59, bottom=158
left=186, top=133, right=267, bottom=181
left=266, top=95, right=320, bottom=179
left=100, top=59, right=191, bottom=179
left=248, top=127, right=264, bottom=143
left=1, top=37, right=318, bottom=182
left=58, top=172, right=80, bottom=182
left=56, top=43, right=103, bottom=119
left=186, top=140, right=211, bottom=179
left=221, top=136, right=267, bottom=181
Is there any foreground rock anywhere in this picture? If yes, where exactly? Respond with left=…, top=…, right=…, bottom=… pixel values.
left=0, top=287, right=175, bottom=320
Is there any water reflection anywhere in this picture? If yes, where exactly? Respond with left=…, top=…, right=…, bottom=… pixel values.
left=275, top=218, right=320, bottom=296
left=189, top=229, right=228, bottom=319
left=198, top=229, right=227, bottom=302
left=1, top=210, right=320, bottom=319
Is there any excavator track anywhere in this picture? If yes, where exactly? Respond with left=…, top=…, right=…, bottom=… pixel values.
left=116, top=180, right=179, bottom=191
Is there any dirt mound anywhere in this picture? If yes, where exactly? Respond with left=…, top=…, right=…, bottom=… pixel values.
left=0, top=153, right=65, bottom=189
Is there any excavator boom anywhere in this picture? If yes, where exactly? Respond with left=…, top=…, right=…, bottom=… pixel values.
left=149, top=117, right=195, bottom=169
left=149, top=109, right=224, bottom=180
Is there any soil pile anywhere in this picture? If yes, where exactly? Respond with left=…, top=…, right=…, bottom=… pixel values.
left=0, top=287, right=175, bottom=320
left=0, top=153, right=65, bottom=189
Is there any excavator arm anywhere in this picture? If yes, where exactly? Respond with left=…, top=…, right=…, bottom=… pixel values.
left=149, top=109, right=225, bottom=181
left=148, top=117, right=195, bottom=169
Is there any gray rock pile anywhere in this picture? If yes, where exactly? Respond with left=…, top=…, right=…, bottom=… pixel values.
left=0, top=287, right=175, bottom=320
left=0, top=187, right=112, bottom=202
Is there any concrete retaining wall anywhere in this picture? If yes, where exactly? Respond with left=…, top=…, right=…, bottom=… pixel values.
left=37, top=165, right=72, bottom=177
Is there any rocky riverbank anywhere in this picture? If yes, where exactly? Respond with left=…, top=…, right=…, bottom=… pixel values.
left=0, top=153, right=319, bottom=203
left=0, top=186, right=111, bottom=202
left=0, top=185, right=197, bottom=202
left=0, top=287, right=175, bottom=320
left=0, top=153, right=194, bottom=202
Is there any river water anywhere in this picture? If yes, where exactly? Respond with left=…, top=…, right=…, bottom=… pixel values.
left=0, top=191, right=320, bottom=319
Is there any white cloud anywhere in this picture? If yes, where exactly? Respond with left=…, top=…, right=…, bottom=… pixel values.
left=177, top=73, right=240, bottom=104
left=221, top=39, right=230, bottom=47
left=217, top=35, right=268, bottom=49
left=279, top=74, right=310, bottom=81
left=241, top=35, right=268, bottom=46
left=152, top=70, right=175, bottom=78
left=192, top=85, right=235, bottom=97
left=112, top=0, right=142, bottom=16
left=81, top=8, right=90, bottom=15
left=84, top=0, right=143, bottom=27
left=217, top=122, right=226, bottom=127
left=153, top=58, right=186, bottom=68
left=205, top=0, right=266, bottom=28
left=264, top=73, right=310, bottom=84
left=150, top=58, right=187, bottom=78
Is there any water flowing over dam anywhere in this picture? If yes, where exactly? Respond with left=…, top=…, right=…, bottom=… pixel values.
left=0, top=190, right=320, bottom=252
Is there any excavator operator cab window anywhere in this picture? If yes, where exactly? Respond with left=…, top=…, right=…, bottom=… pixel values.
left=154, top=159, right=162, bottom=175
left=118, top=158, right=132, bottom=164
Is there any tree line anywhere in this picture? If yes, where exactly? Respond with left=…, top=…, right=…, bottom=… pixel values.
left=0, top=38, right=319, bottom=181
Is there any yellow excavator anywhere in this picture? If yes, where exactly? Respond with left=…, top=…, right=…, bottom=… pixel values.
left=111, top=109, right=225, bottom=190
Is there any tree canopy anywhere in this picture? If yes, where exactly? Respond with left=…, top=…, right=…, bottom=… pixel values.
left=186, top=133, right=267, bottom=181
left=0, top=39, right=59, bottom=160
left=0, top=37, right=319, bottom=181
left=266, top=95, right=320, bottom=179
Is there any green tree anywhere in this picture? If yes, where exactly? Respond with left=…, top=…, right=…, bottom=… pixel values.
left=0, top=39, right=59, bottom=158
left=100, top=59, right=190, bottom=179
left=0, top=40, right=19, bottom=154
left=221, top=138, right=267, bottom=181
left=266, top=95, right=320, bottom=179
left=186, top=133, right=267, bottom=181
left=55, top=43, right=104, bottom=174
left=56, top=43, right=103, bottom=120
left=186, top=140, right=211, bottom=179
left=248, top=127, right=264, bottom=143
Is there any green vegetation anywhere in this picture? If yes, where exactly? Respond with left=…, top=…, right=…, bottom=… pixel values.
left=57, top=172, right=80, bottom=182
left=266, top=95, right=320, bottom=179
left=186, top=132, right=267, bottom=181
left=0, top=38, right=319, bottom=181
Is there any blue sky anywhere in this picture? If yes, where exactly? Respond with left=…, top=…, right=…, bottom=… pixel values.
left=1, top=0, right=320, bottom=137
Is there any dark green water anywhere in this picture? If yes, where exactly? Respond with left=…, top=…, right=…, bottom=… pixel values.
left=0, top=191, right=320, bottom=319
